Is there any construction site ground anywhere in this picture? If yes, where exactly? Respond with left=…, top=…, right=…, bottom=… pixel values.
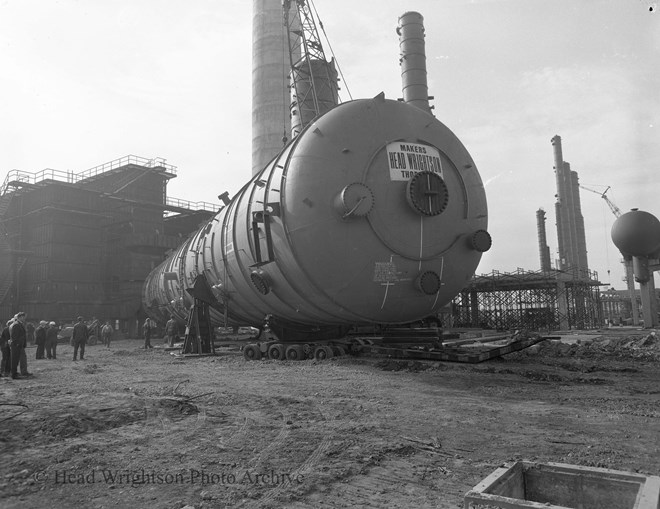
left=1, top=327, right=659, bottom=509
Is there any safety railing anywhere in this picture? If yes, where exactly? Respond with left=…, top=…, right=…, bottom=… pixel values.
left=0, top=168, right=74, bottom=195
left=0, top=156, right=217, bottom=214
left=1, top=155, right=177, bottom=196
left=471, top=266, right=600, bottom=284
left=77, top=155, right=177, bottom=180
left=166, top=196, right=218, bottom=213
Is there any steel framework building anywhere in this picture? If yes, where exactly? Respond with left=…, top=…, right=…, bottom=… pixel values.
left=451, top=268, right=603, bottom=331
left=601, top=286, right=660, bottom=326
left=0, top=156, right=215, bottom=336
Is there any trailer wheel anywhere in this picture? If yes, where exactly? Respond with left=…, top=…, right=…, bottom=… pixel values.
left=285, top=345, right=304, bottom=361
left=314, top=346, right=334, bottom=361
left=268, top=343, right=285, bottom=360
left=243, top=344, right=262, bottom=361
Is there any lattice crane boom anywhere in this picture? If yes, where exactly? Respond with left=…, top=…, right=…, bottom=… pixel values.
left=283, top=0, right=339, bottom=138
left=579, top=184, right=622, bottom=218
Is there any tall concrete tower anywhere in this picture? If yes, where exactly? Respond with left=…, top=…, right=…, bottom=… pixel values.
left=551, top=135, right=589, bottom=276
left=252, top=0, right=294, bottom=176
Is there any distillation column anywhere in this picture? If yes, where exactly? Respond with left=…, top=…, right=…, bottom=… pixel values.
left=537, top=208, right=552, bottom=272
left=551, top=135, right=589, bottom=276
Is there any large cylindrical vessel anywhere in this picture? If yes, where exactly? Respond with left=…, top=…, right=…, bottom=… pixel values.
left=143, top=95, right=490, bottom=339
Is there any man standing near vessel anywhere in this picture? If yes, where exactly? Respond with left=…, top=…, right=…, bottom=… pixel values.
left=72, top=316, right=89, bottom=361
left=10, top=312, right=29, bottom=379
left=165, top=315, right=178, bottom=347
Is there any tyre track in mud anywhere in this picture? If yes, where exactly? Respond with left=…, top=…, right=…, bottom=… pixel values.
left=236, top=402, right=337, bottom=509
left=242, top=410, right=291, bottom=471
left=140, top=389, right=264, bottom=452
left=3, top=338, right=659, bottom=509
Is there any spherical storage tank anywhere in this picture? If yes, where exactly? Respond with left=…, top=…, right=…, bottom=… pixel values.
left=143, top=94, right=490, bottom=340
left=611, top=209, right=660, bottom=258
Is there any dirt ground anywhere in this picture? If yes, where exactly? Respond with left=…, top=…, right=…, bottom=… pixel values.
left=1, top=328, right=659, bottom=509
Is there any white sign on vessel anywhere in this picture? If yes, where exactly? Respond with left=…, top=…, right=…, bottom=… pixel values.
left=386, top=142, right=443, bottom=181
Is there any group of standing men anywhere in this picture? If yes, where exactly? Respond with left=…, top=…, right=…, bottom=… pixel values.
left=0, top=312, right=58, bottom=380
left=143, top=315, right=179, bottom=349
left=0, top=314, right=117, bottom=380
left=2, top=313, right=168, bottom=379
left=34, top=319, right=59, bottom=360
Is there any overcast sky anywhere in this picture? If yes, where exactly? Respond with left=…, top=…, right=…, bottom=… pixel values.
left=1, top=0, right=658, bottom=289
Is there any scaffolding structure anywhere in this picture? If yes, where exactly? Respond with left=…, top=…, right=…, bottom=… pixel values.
left=451, top=268, right=603, bottom=331
left=0, top=156, right=215, bottom=336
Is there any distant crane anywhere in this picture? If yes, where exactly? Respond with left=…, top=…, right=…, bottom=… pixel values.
left=580, top=184, right=639, bottom=325
left=579, top=185, right=622, bottom=218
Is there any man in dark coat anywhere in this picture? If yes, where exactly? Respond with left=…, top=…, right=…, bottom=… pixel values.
left=143, top=318, right=154, bottom=349
left=26, top=321, right=35, bottom=345
left=46, top=321, right=58, bottom=359
left=10, top=312, right=29, bottom=379
left=72, top=316, right=89, bottom=361
left=165, top=315, right=178, bottom=347
left=35, top=321, right=47, bottom=359
left=0, top=320, right=12, bottom=376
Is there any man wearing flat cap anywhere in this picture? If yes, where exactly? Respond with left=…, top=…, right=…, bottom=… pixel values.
left=10, top=312, right=29, bottom=379
left=46, top=322, right=58, bottom=359
left=72, top=316, right=89, bottom=361
left=35, top=320, right=48, bottom=359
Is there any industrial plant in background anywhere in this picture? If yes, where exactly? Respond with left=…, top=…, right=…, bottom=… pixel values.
left=141, top=3, right=492, bottom=357
left=0, top=158, right=216, bottom=337
left=3, top=0, right=654, bottom=342
left=453, top=135, right=604, bottom=332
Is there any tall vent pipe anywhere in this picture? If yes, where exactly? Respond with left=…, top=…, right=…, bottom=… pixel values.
left=397, top=11, right=432, bottom=115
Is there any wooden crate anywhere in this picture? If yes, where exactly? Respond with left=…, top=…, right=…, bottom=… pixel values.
left=464, top=461, right=660, bottom=509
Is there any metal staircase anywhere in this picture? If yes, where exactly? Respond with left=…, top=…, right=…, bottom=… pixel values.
left=78, top=165, right=152, bottom=194
left=0, top=192, right=24, bottom=307
left=0, top=257, right=27, bottom=306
